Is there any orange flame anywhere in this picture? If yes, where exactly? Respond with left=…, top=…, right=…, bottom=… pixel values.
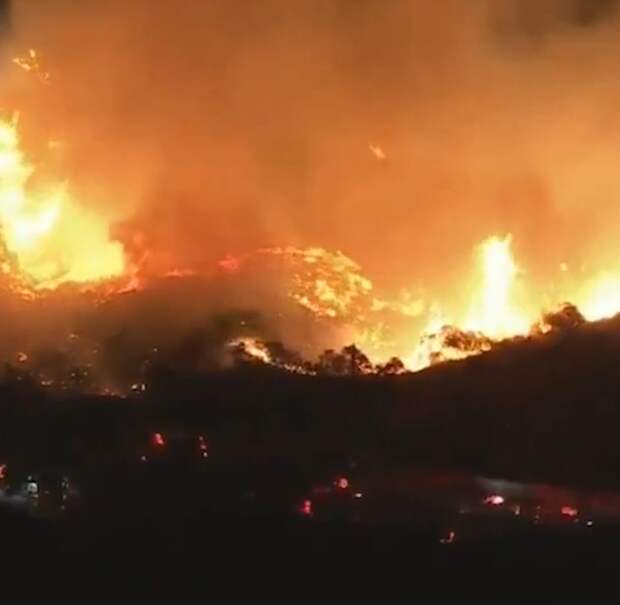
left=0, top=114, right=125, bottom=290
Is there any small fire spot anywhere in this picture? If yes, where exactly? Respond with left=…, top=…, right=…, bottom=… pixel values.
left=336, top=477, right=349, bottom=490
left=300, top=499, right=313, bottom=516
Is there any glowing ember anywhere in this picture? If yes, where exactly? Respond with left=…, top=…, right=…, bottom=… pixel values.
left=300, top=499, right=313, bottom=516
left=13, top=49, right=50, bottom=84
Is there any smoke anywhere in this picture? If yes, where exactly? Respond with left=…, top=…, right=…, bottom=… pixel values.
left=2, top=0, right=620, bottom=358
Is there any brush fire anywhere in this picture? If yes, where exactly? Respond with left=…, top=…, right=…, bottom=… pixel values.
left=2, top=1, right=620, bottom=396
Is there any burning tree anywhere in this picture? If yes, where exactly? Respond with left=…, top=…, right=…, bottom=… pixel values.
left=412, top=326, right=494, bottom=369
left=535, top=303, right=586, bottom=335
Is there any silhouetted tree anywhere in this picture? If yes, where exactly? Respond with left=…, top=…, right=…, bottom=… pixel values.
left=342, top=344, right=374, bottom=375
left=377, top=357, right=406, bottom=375
left=318, top=349, right=348, bottom=375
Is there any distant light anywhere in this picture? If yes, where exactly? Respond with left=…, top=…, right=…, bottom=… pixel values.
left=153, top=432, right=165, bottom=447
left=440, top=531, right=456, bottom=545
left=587, top=520, right=594, bottom=527
left=484, top=495, right=504, bottom=506
left=354, top=492, right=363, bottom=499
left=561, top=506, right=578, bottom=518
left=336, top=477, right=349, bottom=490
left=300, top=499, right=312, bottom=516
left=0, top=464, right=5, bottom=479
left=140, top=455, right=148, bottom=463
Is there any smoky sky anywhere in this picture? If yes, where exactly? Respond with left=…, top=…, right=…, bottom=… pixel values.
left=4, top=0, right=620, bottom=301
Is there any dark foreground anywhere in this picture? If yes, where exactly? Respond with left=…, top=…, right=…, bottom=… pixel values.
left=4, top=456, right=620, bottom=587
left=5, top=314, right=620, bottom=585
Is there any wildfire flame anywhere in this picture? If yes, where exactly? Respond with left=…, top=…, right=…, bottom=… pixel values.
left=259, top=246, right=373, bottom=321
left=0, top=114, right=125, bottom=290
left=218, top=236, right=620, bottom=374
left=579, top=274, right=620, bottom=322
left=4, top=45, right=620, bottom=380
left=464, top=235, right=528, bottom=338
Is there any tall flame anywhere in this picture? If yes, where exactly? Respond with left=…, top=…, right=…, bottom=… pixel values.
left=464, top=235, right=528, bottom=338
left=406, top=235, right=530, bottom=371
left=0, top=114, right=125, bottom=289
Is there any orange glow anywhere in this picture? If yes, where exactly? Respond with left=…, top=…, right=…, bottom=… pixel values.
left=578, top=274, right=620, bottom=321
left=6, top=40, right=620, bottom=379
left=10, top=3, right=620, bottom=389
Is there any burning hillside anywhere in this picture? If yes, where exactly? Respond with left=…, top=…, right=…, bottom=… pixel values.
left=2, top=1, right=620, bottom=391
left=0, top=87, right=619, bottom=384
left=1, top=96, right=620, bottom=385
